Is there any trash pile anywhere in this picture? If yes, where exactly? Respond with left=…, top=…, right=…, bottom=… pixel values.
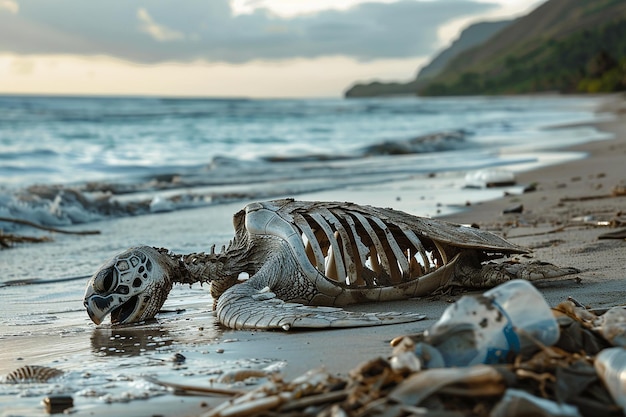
left=200, top=280, right=626, bottom=417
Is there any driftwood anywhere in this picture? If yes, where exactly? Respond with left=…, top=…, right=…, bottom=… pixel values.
left=0, top=232, right=52, bottom=248
left=0, top=216, right=100, bottom=249
left=143, top=376, right=245, bottom=397
left=0, top=217, right=100, bottom=235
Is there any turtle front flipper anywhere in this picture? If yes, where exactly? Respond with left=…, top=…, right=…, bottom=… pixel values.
left=215, top=282, right=425, bottom=330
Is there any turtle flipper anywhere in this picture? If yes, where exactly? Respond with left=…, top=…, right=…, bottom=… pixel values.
left=216, top=283, right=425, bottom=330
left=450, top=252, right=580, bottom=289
left=485, top=261, right=580, bottom=283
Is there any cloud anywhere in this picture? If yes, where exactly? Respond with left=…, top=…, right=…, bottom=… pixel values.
left=0, top=0, right=19, bottom=14
left=10, top=57, right=34, bottom=74
left=0, top=0, right=496, bottom=64
left=137, top=7, right=185, bottom=42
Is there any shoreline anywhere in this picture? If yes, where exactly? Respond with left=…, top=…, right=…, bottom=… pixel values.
left=2, top=94, right=625, bottom=417
left=440, top=93, right=626, bottom=226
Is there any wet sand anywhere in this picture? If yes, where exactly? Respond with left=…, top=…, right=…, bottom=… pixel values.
left=2, top=94, right=626, bottom=416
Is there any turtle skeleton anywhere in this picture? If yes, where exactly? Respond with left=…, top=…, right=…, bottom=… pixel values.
left=84, top=199, right=579, bottom=330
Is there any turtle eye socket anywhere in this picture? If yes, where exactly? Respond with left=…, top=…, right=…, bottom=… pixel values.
left=93, top=267, right=117, bottom=294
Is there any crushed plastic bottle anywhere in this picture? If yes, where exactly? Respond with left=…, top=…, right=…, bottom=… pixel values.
left=490, top=388, right=582, bottom=417
left=418, top=279, right=560, bottom=367
left=593, top=307, right=626, bottom=347
left=594, top=347, right=626, bottom=414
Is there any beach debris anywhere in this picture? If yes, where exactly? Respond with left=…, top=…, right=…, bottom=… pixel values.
left=411, top=280, right=560, bottom=368
left=191, top=281, right=626, bottom=417
left=0, top=215, right=100, bottom=249
left=201, top=368, right=347, bottom=417
left=389, top=364, right=506, bottom=405
left=598, top=228, right=626, bottom=240
left=464, top=169, right=516, bottom=189
left=503, top=204, right=524, bottom=214
left=523, top=183, right=538, bottom=193
left=143, top=376, right=245, bottom=397
left=0, top=232, right=52, bottom=248
left=595, top=348, right=626, bottom=414
left=171, top=352, right=186, bottom=364
left=43, top=395, right=74, bottom=414
left=0, top=216, right=100, bottom=236
left=490, top=389, right=582, bottom=417
left=570, top=215, right=613, bottom=227
left=612, top=185, right=626, bottom=197
left=389, top=337, right=422, bottom=373
left=502, top=208, right=626, bottom=240
left=3, top=365, right=64, bottom=384
left=85, top=199, right=579, bottom=330
left=218, top=369, right=272, bottom=384
left=592, top=307, right=626, bottom=347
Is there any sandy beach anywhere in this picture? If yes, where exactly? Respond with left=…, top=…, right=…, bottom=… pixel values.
left=439, top=94, right=626, bottom=310
left=1, top=94, right=625, bottom=416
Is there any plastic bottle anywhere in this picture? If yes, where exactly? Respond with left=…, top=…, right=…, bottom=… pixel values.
left=422, top=279, right=560, bottom=367
left=595, top=347, right=626, bottom=414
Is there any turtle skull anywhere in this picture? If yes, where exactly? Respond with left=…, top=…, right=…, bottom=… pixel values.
left=84, top=246, right=173, bottom=325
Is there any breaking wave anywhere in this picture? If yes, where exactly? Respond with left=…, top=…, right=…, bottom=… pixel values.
left=0, top=95, right=609, bottom=231
left=263, top=130, right=469, bottom=162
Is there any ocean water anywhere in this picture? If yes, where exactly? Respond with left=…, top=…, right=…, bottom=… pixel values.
left=0, top=94, right=611, bottom=231
left=0, top=94, right=614, bottom=415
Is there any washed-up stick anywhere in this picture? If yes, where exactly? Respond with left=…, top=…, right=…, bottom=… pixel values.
left=277, top=389, right=349, bottom=412
left=0, top=233, right=52, bottom=248
left=0, top=274, right=90, bottom=288
left=0, top=216, right=100, bottom=235
left=508, top=219, right=620, bottom=239
left=598, top=228, right=626, bottom=240
left=560, top=195, right=614, bottom=202
left=143, top=376, right=245, bottom=397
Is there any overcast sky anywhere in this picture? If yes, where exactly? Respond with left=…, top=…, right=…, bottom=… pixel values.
left=0, top=0, right=546, bottom=97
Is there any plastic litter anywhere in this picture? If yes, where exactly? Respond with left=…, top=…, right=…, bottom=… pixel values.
left=389, top=364, right=505, bottom=406
left=417, top=279, right=560, bottom=367
left=595, top=347, right=626, bottom=414
left=464, top=169, right=516, bottom=188
left=593, top=307, right=626, bottom=347
left=490, top=389, right=582, bottom=417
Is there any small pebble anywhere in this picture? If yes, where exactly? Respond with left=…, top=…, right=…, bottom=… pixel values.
left=502, top=204, right=523, bottom=214
left=43, top=395, right=73, bottom=414
left=171, top=353, right=186, bottom=364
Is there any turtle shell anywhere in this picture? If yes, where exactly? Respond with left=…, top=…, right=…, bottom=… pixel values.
left=238, top=199, right=527, bottom=305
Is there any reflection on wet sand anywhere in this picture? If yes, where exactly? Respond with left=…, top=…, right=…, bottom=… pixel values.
left=90, top=311, right=225, bottom=357
left=90, top=324, right=174, bottom=357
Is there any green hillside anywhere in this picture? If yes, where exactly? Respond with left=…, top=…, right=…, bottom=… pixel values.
left=344, top=20, right=511, bottom=98
left=421, top=0, right=626, bottom=95
left=416, top=20, right=512, bottom=80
